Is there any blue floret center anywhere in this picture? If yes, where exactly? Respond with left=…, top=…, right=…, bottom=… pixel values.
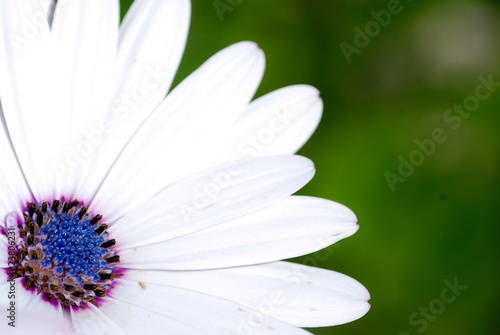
left=4, top=200, right=120, bottom=308
left=40, top=212, right=108, bottom=282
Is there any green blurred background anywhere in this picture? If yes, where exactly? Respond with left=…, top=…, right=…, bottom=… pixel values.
left=120, top=1, right=500, bottom=334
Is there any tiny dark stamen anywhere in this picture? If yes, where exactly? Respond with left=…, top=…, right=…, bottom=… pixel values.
left=57, top=293, right=70, bottom=306
left=105, top=255, right=120, bottom=263
left=95, top=224, right=108, bottom=235
left=71, top=291, right=85, bottom=298
left=69, top=200, right=79, bottom=210
left=28, top=221, right=35, bottom=235
left=41, top=202, right=48, bottom=213
left=94, top=289, right=107, bottom=297
left=62, top=202, right=70, bottom=213
left=79, top=206, right=88, bottom=219
left=19, top=249, right=28, bottom=260
left=52, top=200, right=60, bottom=212
left=20, top=229, right=27, bottom=237
left=98, top=273, right=115, bottom=280
left=83, top=284, right=99, bottom=291
left=36, top=212, right=44, bottom=226
left=30, top=251, right=38, bottom=260
left=16, top=265, right=25, bottom=276
left=64, top=284, right=75, bottom=292
left=101, top=239, right=116, bottom=248
left=28, top=203, right=35, bottom=217
left=25, top=279, right=35, bottom=289
left=90, top=214, right=102, bottom=226
left=26, top=219, right=34, bottom=230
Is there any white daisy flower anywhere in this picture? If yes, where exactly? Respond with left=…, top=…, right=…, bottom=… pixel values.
left=0, top=0, right=370, bottom=334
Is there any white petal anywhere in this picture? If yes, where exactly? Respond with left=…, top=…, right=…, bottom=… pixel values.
left=0, top=186, right=23, bottom=227
left=90, top=41, right=265, bottom=220
left=119, top=196, right=357, bottom=270
left=51, top=0, right=119, bottom=137
left=0, top=278, right=39, bottom=333
left=76, top=0, right=191, bottom=201
left=0, top=102, right=33, bottom=220
left=110, top=155, right=315, bottom=248
left=71, top=303, right=126, bottom=335
left=18, top=292, right=71, bottom=334
left=110, top=278, right=312, bottom=335
left=0, top=122, right=32, bottom=220
left=116, top=0, right=190, bottom=115
left=38, top=0, right=55, bottom=25
left=0, top=278, right=36, bottom=309
left=99, top=297, right=207, bottom=334
left=0, top=0, right=64, bottom=200
left=222, top=85, right=323, bottom=158
left=50, top=0, right=119, bottom=195
left=124, top=261, right=370, bottom=327
left=0, top=281, right=69, bottom=333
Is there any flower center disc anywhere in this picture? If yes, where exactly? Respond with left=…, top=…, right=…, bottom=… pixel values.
left=5, top=200, right=119, bottom=308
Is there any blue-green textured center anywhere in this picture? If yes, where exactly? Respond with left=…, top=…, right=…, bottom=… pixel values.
left=5, top=200, right=119, bottom=308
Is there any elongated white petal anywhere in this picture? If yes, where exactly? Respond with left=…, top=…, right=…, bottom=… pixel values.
left=76, top=0, right=191, bottom=201
left=51, top=0, right=119, bottom=138
left=119, top=196, right=357, bottom=270
left=50, top=0, right=119, bottom=195
left=111, top=155, right=315, bottom=248
left=90, top=41, right=265, bottom=220
left=0, top=103, right=33, bottom=219
left=110, top=279, right=312, bottom=335
left=99, top=297, right=207, bottom=334
left=0, top=110, right=32, bottom=219
left=0, top=0, right=65, bottom=200
left=71, top=303, right=126, bottom=335
left=222, top=85, right=323, bottom=159
left=124, top=261, right=370, bottom=327
left=116, top=0, right=190, bottom=116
